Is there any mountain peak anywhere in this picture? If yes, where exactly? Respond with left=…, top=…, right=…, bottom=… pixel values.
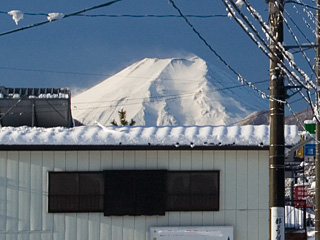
left=71, top=56, right=268, bottom=126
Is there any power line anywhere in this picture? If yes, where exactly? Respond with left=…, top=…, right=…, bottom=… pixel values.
left=289, top=0, right=319, bottom=40
left=0, top=0, right=122, bottom=37
left=229, top=0, right=315, bottom=111
left=0, top=65, right=263, bottom=83
left=222, top=0, right=315, bottom=126
left=282, top=9, right=314, bottom=72
left=0, top=66, right=108, bottom=77
left=223, top=0, right=306, bottom=106
left=168, top=0, right=276, bottom=104
left=277, top=8, right=316, bottom=108
left=228, top=0, right=314, bottom=107
left=289, top=91, right=315, bottom=105
left=242, top=0, right=315, bottom=90
left=286, top=0, right=319, bottom=10
left=74, top=14, right=228, bottom=18
left=0, top=11, right=45, bottom=16
left=286, top=101, right=313, bottom=134
left=72, top=79, right=269, bottom=107
left=287, top=5, right=314, bottom=44
left=0, top=79, right=268, bottom=117
left=0, top=11, right=228, bottom=19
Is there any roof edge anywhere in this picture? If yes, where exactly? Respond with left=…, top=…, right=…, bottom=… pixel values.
left=0, top=144, right=270, bottom=151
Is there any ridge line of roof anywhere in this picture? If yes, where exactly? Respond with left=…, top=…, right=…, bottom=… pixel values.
left=0, top=144, right=270, bottom=151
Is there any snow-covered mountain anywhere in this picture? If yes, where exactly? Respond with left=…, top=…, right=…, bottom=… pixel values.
left=71, top=56, right=268, bottom=126
left=238, top=108, right=314, bottom=131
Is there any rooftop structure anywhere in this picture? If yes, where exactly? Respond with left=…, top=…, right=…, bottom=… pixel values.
left=0, top=87, right=73, bottom=128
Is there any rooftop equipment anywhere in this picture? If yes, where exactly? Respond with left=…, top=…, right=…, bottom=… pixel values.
left=0, top=87, right=73, bottom=128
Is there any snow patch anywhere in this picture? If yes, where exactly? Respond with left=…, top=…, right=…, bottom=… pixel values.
left=8, top=10, right=23, bottom=25
left=47, top=13, right=65, bottom=21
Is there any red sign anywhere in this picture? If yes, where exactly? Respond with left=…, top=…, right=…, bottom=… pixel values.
left=294, top=186, right=313, bottom=208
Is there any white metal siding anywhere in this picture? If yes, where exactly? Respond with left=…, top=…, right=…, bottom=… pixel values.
left=0, top=150, right=269, bottom=240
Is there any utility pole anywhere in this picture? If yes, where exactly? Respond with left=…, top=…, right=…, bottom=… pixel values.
left=268, top=0, right=285, bottom=239
left=315, top=0, right=320, bottom=238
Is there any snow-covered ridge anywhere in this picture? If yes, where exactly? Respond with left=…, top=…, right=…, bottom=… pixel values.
left=0, top=125, right=299, bottom=146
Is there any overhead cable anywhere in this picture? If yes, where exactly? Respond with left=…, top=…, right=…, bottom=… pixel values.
left=241, top=0, right=315, bottom=90
left=72, top=79, right=269, bottom=107
left=221, top=0, right=314, bottom=116
left=168, top=0, right=274, bottom=103
left=285, top=0, right=319, bottom=10
left=282, top=9, right=313, bottom=72
left=287, top=5, right=313, bottom=43
left=0, top=11, right=227, bottom=18
left=291, top=0, right=319, bottom=34
left=0, top=0, right=122, bottom=37
left=240, top=0, right=315, bottom=109
left=0, top=65, right=265, bottom=83
left=223, top=0, right=296, bottom=103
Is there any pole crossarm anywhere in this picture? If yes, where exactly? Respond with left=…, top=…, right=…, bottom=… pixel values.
left=284, top=44, right=320, bottom=50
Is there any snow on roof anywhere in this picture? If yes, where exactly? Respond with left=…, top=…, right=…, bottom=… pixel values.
left=0, top=125, right=300, bottom=147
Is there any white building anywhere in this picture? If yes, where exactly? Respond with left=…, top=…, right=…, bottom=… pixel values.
left=0, top=125, right=299, bottom=240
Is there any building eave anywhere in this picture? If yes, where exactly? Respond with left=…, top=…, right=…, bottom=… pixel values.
left=0, top=144, right=271, bottom=151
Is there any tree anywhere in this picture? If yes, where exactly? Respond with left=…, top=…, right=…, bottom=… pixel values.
left=111, top=108, right=136, bottom=126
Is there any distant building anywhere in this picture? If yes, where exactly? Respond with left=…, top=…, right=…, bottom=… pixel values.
left=0, top=87, right=73, bottom=128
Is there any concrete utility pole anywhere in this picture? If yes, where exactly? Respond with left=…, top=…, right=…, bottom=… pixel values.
left=268, top=0, right=286, bottom=239
left=315, top=0, right=320, bottom=238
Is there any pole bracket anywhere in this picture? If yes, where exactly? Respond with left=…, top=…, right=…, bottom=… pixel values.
left=284, top=85, right=305, bottom=99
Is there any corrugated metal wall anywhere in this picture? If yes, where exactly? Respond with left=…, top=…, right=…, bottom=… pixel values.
left=0, top=150, right=269, bottom=240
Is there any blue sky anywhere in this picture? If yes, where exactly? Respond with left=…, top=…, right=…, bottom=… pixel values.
left=0, top=0, right=316, bottom=114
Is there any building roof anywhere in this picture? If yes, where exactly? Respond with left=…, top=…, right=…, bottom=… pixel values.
left=0, top=124, right=299, bottom=150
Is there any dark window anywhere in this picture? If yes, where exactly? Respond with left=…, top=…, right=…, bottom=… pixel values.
left=104, top=170, right=166, bottom=216
left=104, top=170, right=136, bottom=216
left=48, top=172, right=104, bottom=213
left=166, top=171, right=219, bottom=211
left=48, top=170, right=219, bottom=214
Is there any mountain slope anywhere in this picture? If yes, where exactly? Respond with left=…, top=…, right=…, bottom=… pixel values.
left=238, top=108, right=314, bottom=130
left=71, top=56, right=268, bottom=126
